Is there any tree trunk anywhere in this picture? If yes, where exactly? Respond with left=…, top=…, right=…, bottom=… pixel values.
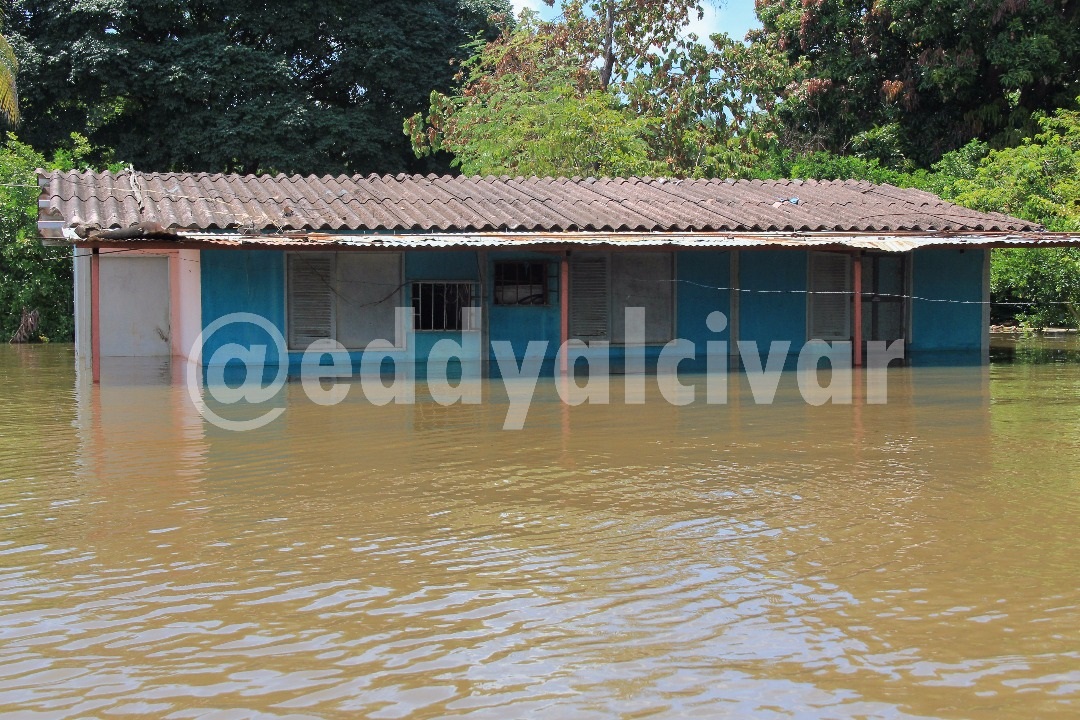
left=9, top=307, right=40, bottom=344
left=599, top=0, right=616, bottom=91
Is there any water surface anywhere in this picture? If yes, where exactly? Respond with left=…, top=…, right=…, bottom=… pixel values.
left=0, top=342, right=1077, bottom=719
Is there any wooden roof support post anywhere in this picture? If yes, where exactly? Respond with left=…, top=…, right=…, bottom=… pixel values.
left=91, top=247, right=101, bottom=384
left=853, top=251, right=863, bottom=368
left=560, top=250, right=570, bottom=377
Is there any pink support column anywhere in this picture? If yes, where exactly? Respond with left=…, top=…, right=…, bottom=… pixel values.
left=853, top=253, right=863, bottom=368
left=560, top=250, right=569, bottom=376
left=91, top=247, right=101, bottom=384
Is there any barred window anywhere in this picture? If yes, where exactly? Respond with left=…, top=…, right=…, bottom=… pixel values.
left=494, top=261, right=552, bottom=305
left=412, top=282, right=479, bottom=331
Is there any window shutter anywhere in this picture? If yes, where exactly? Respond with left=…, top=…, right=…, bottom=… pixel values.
left=809, top=252, right=852, bottom=341
left=288, top=254, right=334, bottom=348
left=570, top=254, right=609, bottom=340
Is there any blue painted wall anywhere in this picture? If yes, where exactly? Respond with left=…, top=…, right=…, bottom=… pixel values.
left=201, top=249, right=286, bottom=366
left=197, top=246, right=988, bottom=375
left=677, top=250, right=731, bottom=344
left=738, top=250, right=807, bottom=348
left=405, top=251, right=479, bottom=282
left=910, top=248, right=984, bottom=352
left=487, top=251, right=561, bottom=370
left=405, top=251, right=481, bottom=364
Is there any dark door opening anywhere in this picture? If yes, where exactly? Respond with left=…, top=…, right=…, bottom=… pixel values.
left=860, top=252, right=907, bottom=352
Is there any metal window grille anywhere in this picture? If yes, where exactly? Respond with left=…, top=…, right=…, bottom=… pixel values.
left=411, top=282, right=479, bottom=331
left=494, top=261, right=552, bottom=305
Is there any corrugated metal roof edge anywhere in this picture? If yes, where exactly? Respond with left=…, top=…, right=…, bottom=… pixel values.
left=48, top=229, right=1080, bottom=252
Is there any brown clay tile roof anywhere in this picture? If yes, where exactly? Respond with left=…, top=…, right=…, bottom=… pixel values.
left=38, top=171, right=1039, bottom=235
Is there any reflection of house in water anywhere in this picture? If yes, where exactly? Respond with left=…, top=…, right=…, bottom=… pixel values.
left=36, top=173, right=1080, bottom=380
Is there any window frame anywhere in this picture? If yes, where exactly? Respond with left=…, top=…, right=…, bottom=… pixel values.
left=285, top=251, right=404, bottom=351
left=806, top=251, right=853, bottom=343
left=493, top=260, right=556, bottom=307
left=568, top=250, right=677, bottom=345
left=410, top=280, right=482, bottom=332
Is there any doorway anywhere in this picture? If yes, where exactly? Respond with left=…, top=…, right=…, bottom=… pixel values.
left=860, top=252, right=907, bottom=350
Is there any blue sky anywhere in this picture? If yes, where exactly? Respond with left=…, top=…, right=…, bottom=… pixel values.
left=508, top=0, right=761, bottom=41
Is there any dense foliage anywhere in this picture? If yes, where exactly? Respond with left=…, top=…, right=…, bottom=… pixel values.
left=755, top=0, right=1080, bottom=166
left=949, top=106, right=1080, bottom=232
left=5, top=0, right=508, bottom=174
left=0, top=133, right=115, bottom=342
left=991, top=248, right=1080, bottom=328
left=408, top=3, right=802, bottom=178
left=954, top=106, right=1080, bottom=327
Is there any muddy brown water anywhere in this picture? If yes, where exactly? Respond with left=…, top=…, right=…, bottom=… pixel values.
left=0, top=341, right=1077, bottom=719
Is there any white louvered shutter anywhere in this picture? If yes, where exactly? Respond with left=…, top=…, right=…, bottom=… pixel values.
left=809, top=252, right=852, bottom=341
left=570, top=254, right=609, bottom=340
left=288, top=254, right=334, bottom=348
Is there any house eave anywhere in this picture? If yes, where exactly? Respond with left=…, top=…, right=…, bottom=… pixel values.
left=58, top=229, right=1080, bottom=253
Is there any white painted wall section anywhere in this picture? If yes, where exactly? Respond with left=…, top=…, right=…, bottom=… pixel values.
left=171, top=249, right=202, bottom=362
left=99, top=256, right=171, bottom=357
left=73, top=249, right=91, bottom=363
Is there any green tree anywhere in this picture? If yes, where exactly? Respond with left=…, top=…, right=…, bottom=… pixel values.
left=991, top=248, right=1080, bottom=328
left=948, top=106, right=1080, bottom=232
left=407, top=13, right=664, bottom=177
left=755, top=0, right=1080, bottom=166
left=0, top=133, right=111, bottom=342
left=408, top=2, right=803, bottom=178
left=948, top=104, right=1080, bottom=328
left=6, top=0, right=508, bottom=174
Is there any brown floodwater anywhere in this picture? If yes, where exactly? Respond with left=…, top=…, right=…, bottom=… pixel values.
left=0, top=340, right=1078, bottom=719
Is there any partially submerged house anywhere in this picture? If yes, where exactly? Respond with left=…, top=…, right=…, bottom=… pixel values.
left=36, top=172, right=1077, bottom=381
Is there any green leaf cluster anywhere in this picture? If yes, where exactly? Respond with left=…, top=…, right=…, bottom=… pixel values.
left=947, top=107, right=1080, bottom=232
left=0, top=132, right=117, bottom=342
left=754, top=0, right=1080, bottom=166
left=407, top=4, right=804, bottom=179
left=990, top=248, right=1080, bottom=329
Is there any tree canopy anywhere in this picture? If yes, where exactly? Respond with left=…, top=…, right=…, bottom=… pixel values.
left=407, top=2, right=802, bottom=178
left=6, top=0, right=509, bottom=174
left=755, top=0, right=1080, bottom=166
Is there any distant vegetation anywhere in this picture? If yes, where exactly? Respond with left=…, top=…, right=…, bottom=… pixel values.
left=2, top=0, right=1079, bottom=338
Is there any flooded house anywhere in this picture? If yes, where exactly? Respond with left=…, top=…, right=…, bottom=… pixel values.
left=36, top=172, right=1074, bottom=381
